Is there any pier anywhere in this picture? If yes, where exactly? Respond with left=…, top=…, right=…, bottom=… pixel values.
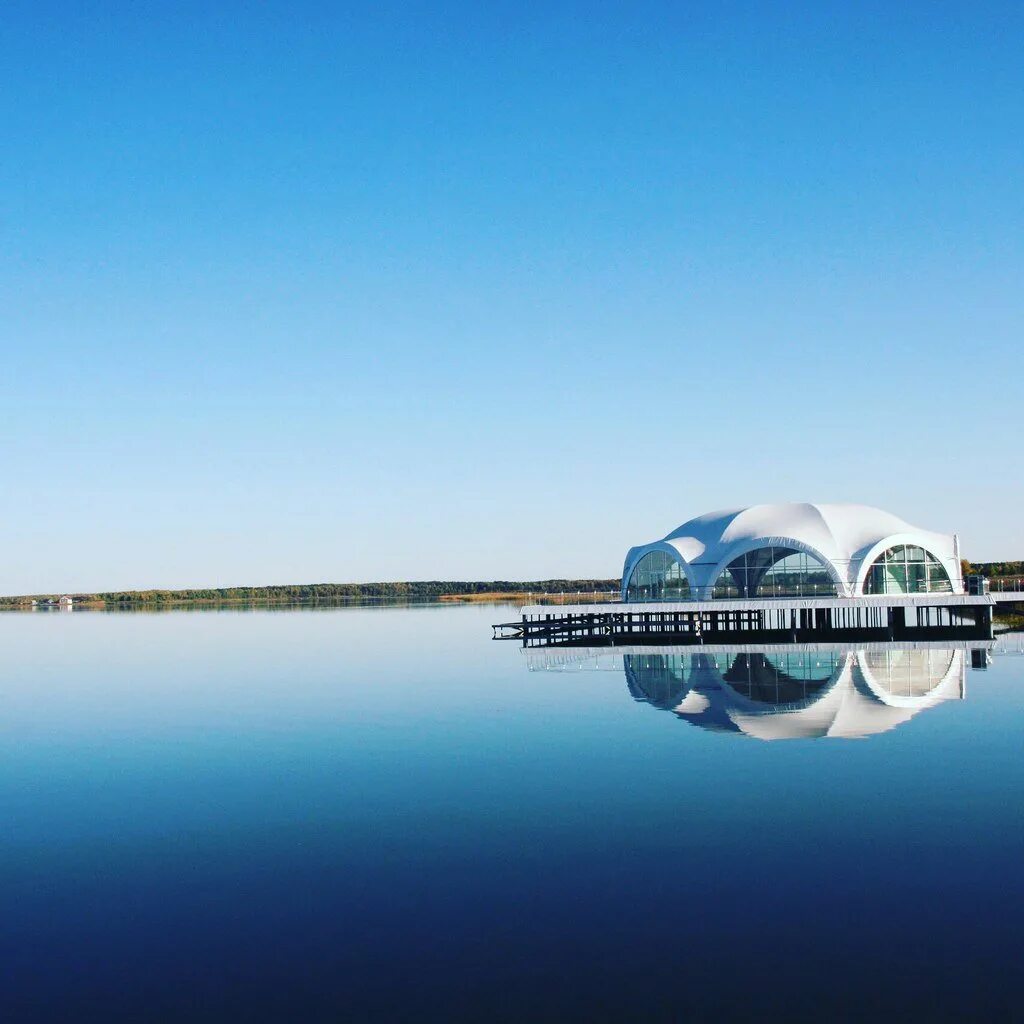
left=992, top=588, right=1024, bottom=607
left=494, top=593, right=995, bottom=646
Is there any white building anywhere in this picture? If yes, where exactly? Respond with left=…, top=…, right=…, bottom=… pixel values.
left=622, top=503, right=962, bottom=602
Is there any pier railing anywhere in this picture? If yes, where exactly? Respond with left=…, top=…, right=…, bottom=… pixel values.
left=989, top=577, right=1024, bottom=592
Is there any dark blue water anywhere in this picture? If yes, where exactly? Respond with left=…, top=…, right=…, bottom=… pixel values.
left=2, top=606, right=1022, bottom=1021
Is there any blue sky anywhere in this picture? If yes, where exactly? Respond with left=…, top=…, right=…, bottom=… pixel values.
left=2, top=1, right=1022, bottom=593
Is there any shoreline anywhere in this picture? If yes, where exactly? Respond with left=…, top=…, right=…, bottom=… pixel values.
left=0, top=580, right=621, bottom=612
left=1, top=563, right=1019, bottom=613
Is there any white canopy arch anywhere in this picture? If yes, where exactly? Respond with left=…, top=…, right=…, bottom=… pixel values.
left=621, top=503, right=963, bottom=601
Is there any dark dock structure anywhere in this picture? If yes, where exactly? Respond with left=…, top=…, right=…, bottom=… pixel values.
left=494, top=594, right=996, bottom=647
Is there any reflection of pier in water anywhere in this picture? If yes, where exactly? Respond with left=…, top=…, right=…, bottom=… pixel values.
left=526, top=643, right=986, bottom=740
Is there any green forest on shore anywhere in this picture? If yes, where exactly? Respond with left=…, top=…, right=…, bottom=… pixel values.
left=0, top=579, right=621, bottom=609
left=2, top=561, right=1021, bottom=610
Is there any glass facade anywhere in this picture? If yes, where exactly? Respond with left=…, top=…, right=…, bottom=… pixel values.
left=625, top=550, right=691, bottom=602
left=862, top=545, right=952, bottom=595
left=711, top=546, right=839, bottom=599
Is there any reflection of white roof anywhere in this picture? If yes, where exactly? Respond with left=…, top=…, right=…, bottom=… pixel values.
left=624, top=502, right=961, bottom=597
left=683, top=650, right=965, bottom=741
left=527, top=643, right=978, bottom=742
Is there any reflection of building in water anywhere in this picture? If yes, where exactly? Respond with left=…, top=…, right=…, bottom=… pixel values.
left=623, top=648, right=965, bottom=740
left=519, top=643, right=963, bottom=741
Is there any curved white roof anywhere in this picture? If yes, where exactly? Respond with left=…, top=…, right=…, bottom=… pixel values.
left=623, top=502, right=962, bottom=598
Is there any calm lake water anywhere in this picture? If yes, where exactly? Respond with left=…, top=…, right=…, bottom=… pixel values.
left=2, top=605, right=1023, bottom=1021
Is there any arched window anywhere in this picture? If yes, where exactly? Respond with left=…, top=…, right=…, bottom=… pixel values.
left=862, top=545, right=952, bottom=594
left=712, top=546, right=839, bottom=599
left=626, top=550, right=692, bottom=602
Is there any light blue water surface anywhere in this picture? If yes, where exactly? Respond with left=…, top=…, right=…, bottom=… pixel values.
left=1, top=605, right=1022, bottom=1020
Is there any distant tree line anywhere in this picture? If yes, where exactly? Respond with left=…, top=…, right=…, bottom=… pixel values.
left=5, top=562, right=1022, bottom=609
left=0, top=579, right=622, bottom=608
left=964, top=561, right=1024, bottom=579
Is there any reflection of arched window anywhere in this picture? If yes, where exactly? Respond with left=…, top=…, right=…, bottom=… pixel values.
left=723, top=652, right=843, bottom=704
left=863, top=545, right=952, bottom=594
left=712, top=546, right=839, bottom=599
left=626, top=550, right=691, bottom=602
left=861, top=649, right=955, bottom=697
left=624, top=654, right=692, bottom=708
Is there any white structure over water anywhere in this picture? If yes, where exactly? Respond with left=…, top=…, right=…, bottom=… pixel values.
left=622, top=503, right=963, bottom=602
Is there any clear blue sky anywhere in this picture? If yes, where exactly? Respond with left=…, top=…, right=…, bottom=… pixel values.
left=2, top=1, right=1022, bottom=593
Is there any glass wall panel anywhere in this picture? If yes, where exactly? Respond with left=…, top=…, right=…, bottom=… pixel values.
left=907, top=562, right=927, bottom=592
left=862, top=546, right=952, bottom=594
left=887, top=563, right=909, bottom=592
left=711, top=546, right=840, bottom=599
left=625, top=550, right=692, bottom=602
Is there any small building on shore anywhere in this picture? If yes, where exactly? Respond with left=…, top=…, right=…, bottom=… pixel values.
left=622, top=503, right=963, bottom=602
